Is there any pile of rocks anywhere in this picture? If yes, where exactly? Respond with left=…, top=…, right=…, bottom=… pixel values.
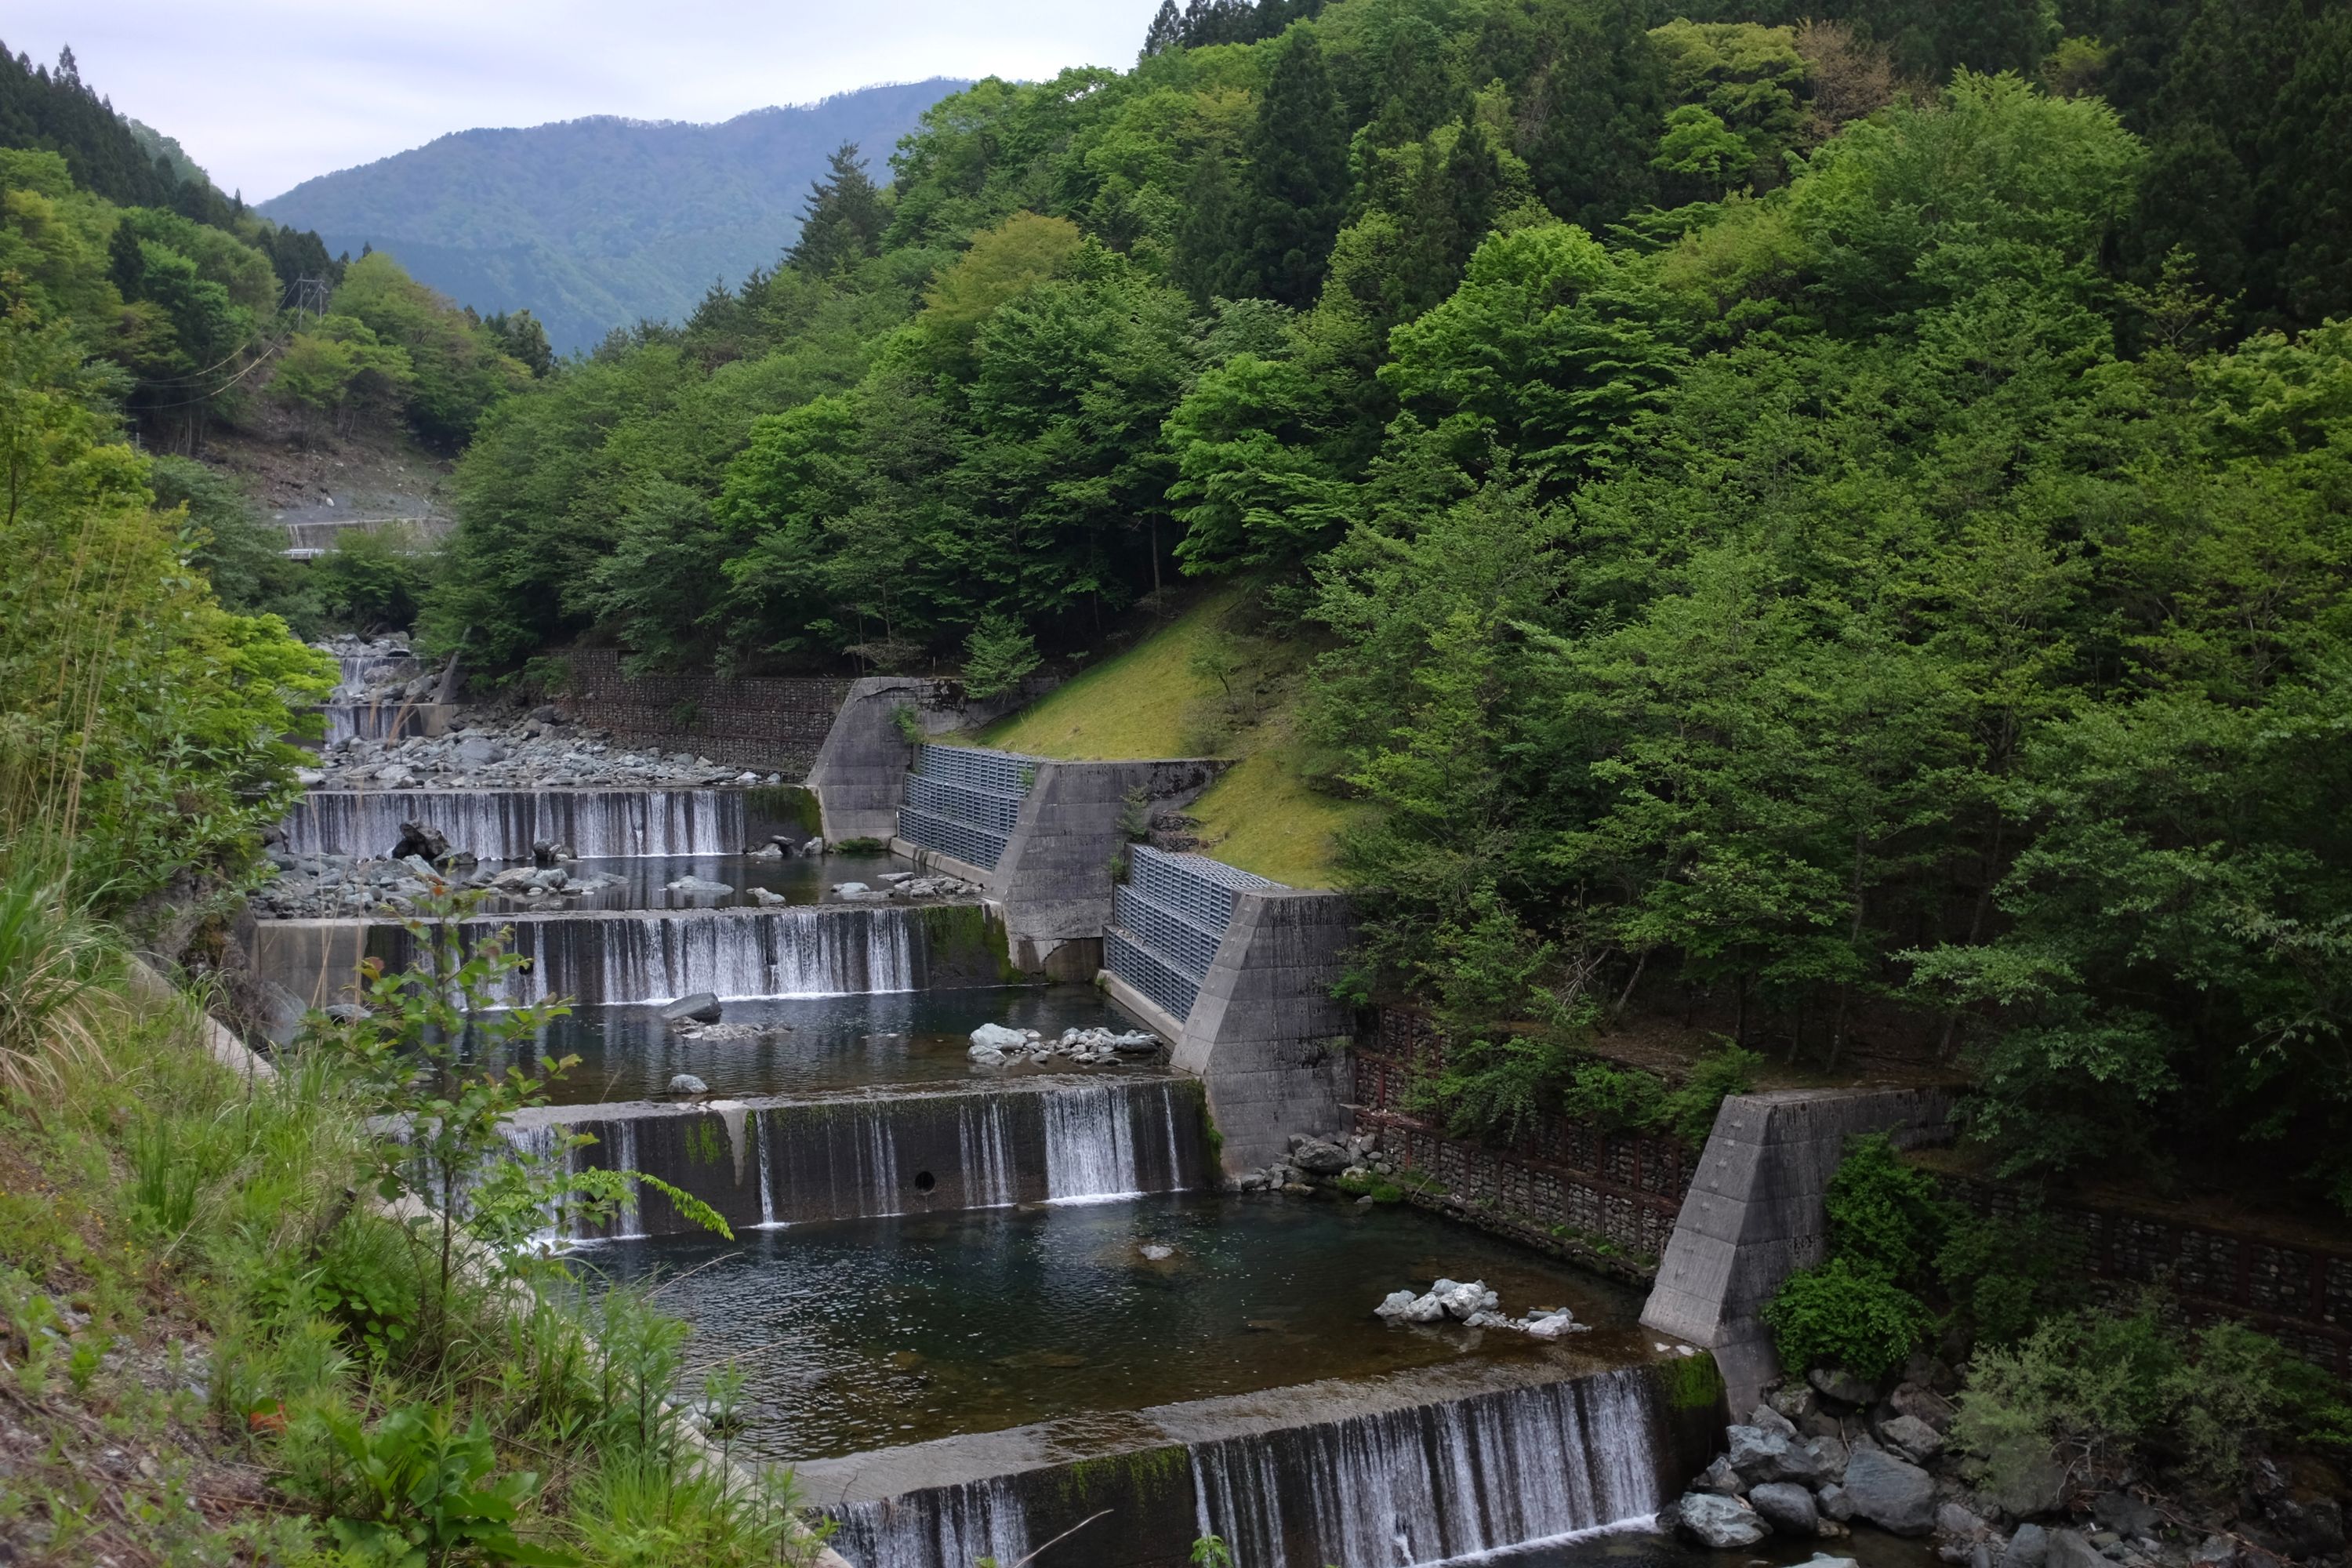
left=966, top=1022, right=1162, bottom=1066
left=1372, top=1277, right=1589, bottom=1340
left=831, top=870, right=983, bottom=902
left=1667, top=1366, right=2347, bottom=1568
left=659, top=993, right=793, bottom=1054
left=306, top=712, right=789, bottom=792
left=1232, top=1130, right=1389, bottom=1195
left=252, top=840, right=625, bottom=919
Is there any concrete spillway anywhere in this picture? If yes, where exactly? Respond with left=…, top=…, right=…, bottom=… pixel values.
left=282, top=788, right=756, bottom=861
left=818, top=1361, right=1710, bottom=1568
left=501, top=1076, right=1212, bottom=1239
left=255, top=902, right=1012, bottom=1009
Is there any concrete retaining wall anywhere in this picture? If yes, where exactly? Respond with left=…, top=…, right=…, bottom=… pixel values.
left=1168, top=888, right=1356, bottom=1172
left=1639, top=1086, right=1954, bottom=1410
left=803, top=677, right=1050, bottom=841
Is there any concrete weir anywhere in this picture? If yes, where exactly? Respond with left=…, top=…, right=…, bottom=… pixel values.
left=253, top=902, right=1012, bottom=1008
left=281, top=787, right=806, bottom=862
left=812, top=1359, right=1719, bottom=1568
left=503, top=1076, right=1215, bottom=1238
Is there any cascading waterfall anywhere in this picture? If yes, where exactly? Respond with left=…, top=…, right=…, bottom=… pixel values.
left=520, top=1079, right=1210, bottom=1238
left=957, top=1100, right=1016, bottom=1210
left=826, top=1367, right=1673, bottom=1568
left=377, top=906, right=925, bottom=1007
left=1042, top=1082, right=1142, bottom=1203
left=832, top=1479, right=1029, bottom=1568
left=1189, top=1367, right=1665, bottom=1566
left=608, top=1119, right=644, bottom=1238
left=283, top=788, right=746, bottom=860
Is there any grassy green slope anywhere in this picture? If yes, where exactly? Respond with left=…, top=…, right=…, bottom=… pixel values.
left=979, top=593, right=1364, bottom=887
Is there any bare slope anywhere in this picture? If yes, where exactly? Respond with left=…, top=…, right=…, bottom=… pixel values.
left=980, top=594, right=1364, bottom=887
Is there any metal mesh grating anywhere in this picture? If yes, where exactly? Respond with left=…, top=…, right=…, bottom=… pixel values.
left=896, top=745, right=1041, bottom=869
left=1114, top=884, right=1225, bottom=978
left=1105, top=847, right=1283, bottom=1025
left=1106, top=928, right=1200, bottom=1022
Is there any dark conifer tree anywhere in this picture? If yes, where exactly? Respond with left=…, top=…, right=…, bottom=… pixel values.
left=1143, top=0, right=1184, bottom=56
left=786, top=143, right=889, bottom=277
left=1232, top=29, right=1350, bottom=307
left=1172, top=153, right=1241, bottom=304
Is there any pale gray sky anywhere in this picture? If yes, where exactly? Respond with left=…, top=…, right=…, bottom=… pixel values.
left=7, top=1, right=1164, bottom=201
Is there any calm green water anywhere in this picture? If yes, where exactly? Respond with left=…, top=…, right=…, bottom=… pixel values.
left=456, top=984, right=1137, bottom=1104
left=572, top=1191, right=1648, bottom=1461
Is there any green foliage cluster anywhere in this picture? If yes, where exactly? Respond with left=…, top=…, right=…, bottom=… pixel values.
left=1762, top=1138, right=1953, bottom=1377
left=0, top=260, right=331, bottom=903
left=411, top=0, right=2352, bottom=1203
left=1952, top=1308, right=2352, bottom=1497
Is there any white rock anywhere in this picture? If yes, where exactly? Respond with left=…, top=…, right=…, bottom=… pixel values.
left=970, top=1023, right=1027, bottom=1052
left=1435, top=1279, right=1499, bottom=1320
left=1139, top=1244, right=1174, bottom=1261
left=1374, top=1290, right=1421, bottom=1323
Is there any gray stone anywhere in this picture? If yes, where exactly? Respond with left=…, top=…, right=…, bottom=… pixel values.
left=1374, top=1290, right=1422, bottom=1323
left=392, top=820, right=452, bottom=863
left=1751, top=1482, right=1820, bottom=1535
left=1433, top=1279, right=1499, bottom=1320
left=455, top=735, right=506, bottom=767
left=665, top=875, right=733, bottom=894
left=1751, top=1403, right=1800, bottom=1439
left=1817, top=1483, right=1856, bottom=1523
left=1880, top=1413, right=1946, bottom=1463
left=1671, top=1493, right=1770, bottom=1549
left=662, top=993, right=723, bottom=1025
left=1730, top=1424, right=1828, bottom=1486
left=1768, top=1383, right=1820, bottom=1424
left=2045, top=1529, right=2108, bottom=1568
left=1808, top=1434, right=1849, bottom=1482
left=1842, top=1446, right=1937, bottom=1536
left=1291, top=1140, right=1350, bottom=1175
left=1984, top=1450, right=2067, bottom=1519
left=969, top=1023, right=1026, bottom=1053
left=1693, top=1456, right=1747, bottom=1497
left=2002, top=1525, right=2051, bottom=1568
left=321, top=1002, right=368, bottom=1025
left=1794, top=1558, right=1859, bottom=1568
left=666, top=1074, right=709, bottom=1094
left=2187, top=1537, right=2237, bottom=1568
left=1939, top=1502, right=1989, bottom=1538
left=2092, top=1495, right=2158, bottom=1540
left=1893, top=1381, right=1959, bottom=1433
left=1810, top=1365, right=1880, bottom=1406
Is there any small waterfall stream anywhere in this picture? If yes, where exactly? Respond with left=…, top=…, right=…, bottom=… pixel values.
left=503, top=1078, right=1210, bottom=1240
left=377, top=906, right=926, bottom=1007
left=826, top=1365, right=1680, bottom=1568
left=285, top=788, right=748, bottom=860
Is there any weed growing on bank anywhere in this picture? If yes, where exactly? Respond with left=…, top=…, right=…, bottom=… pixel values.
left=0, top=862, right=822, bottom=1566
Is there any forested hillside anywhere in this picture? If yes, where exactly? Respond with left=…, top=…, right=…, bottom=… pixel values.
left=412, top=0, right=2352, bottom=1217
left=259, top=80, right=972, bottom=353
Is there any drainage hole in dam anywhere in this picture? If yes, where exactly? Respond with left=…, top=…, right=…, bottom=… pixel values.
left=913, top=1171, right=936, bottom=1192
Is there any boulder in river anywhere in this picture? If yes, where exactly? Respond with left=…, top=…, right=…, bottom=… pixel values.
left=1748, top=1481, right=1819, bottom=1535
left=662, top=993, right=724, bottom=1025
left=393, top=821, right=452, bottom=863
left=1670, top=1493, right=1769, bottom=1549
left=667, top=1074, right=710, bottom=1094
left=969, top=1023, right=1027, bottom=1053
left=1841, top=1446, right=1936, bottom=1535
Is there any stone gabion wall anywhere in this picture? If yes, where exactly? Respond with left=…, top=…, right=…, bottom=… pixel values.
left=1948, top=1178, right=2352, bottom=1377
left=558, top=650, right=854, bottom=775
left=1352, top=1009, right=1697, bottom=1280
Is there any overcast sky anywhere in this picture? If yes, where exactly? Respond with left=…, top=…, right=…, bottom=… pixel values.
left=7, top=1, right=1164, bottom=202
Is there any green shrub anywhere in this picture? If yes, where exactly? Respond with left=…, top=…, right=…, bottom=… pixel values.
left=1824, top=1134, right=1954, bottom=1283
left=1936, top=1207, right=2089, bottom=1347
left=962, top=615, right=1040, bottom=699
left=1949, top=1307, right=2328, bottom=1493
left=830, top=837, right=889, bottom=855
left=1657, top=1044, right=1762, bottom=1146
left=1761, top=1254, right=1935, bottom=1380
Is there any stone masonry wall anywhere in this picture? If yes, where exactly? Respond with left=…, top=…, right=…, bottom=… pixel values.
left=1352, top=1010, right=1696, bottom=1282
left=1948, top=1178, right=2352, bottom=1378
left=558, top=649, right=852, bottom=775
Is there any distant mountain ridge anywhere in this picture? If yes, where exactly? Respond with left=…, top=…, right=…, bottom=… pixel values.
left=259, top=79, right=970, bottom=352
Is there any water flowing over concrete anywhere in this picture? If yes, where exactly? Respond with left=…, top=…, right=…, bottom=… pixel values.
left=284, top=788, right=750, bottom=860
left=504, top=1077, right=1213, bottom=1239
left=822, top=1363, right=1701, bottom=1568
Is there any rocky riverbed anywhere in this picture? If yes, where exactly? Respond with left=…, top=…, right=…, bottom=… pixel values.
left=966, top=1022, right=1163, bottom=1067
left=1663, top=1366, right=2346, bottom=1568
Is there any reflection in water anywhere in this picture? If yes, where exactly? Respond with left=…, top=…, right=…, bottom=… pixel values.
left=454, top=984, right=1139, bottom=1103
left=572, top=1191, right=1647, bottom=1461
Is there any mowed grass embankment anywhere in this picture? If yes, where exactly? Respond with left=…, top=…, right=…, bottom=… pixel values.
left=978, top=591, right=1365, bottom=887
